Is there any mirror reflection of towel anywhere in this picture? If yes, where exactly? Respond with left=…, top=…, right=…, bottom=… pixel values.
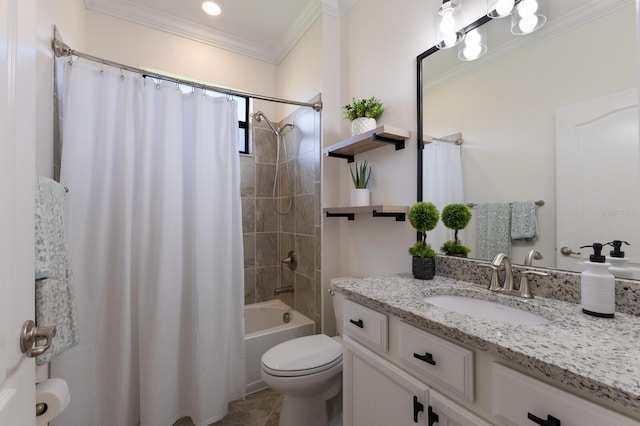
left=477, top=203, right=511, bottom=261
left=511, top=201, right=538, bottom=240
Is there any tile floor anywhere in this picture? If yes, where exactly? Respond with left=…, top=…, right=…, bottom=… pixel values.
left=173, top=388, right=282, bottom=426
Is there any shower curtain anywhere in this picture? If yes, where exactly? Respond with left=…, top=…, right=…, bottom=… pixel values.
left=52, top=59, right=245, bottom=426
left=423, top=140, right=465, bottom=252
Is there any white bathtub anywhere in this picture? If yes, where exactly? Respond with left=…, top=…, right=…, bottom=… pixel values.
left=245, top=299, right=315, bottom=394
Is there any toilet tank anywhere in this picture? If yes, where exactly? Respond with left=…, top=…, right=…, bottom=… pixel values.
left=332, top=291, right=345, bottom=336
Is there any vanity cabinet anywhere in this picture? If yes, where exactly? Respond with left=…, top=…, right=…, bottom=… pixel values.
left=492, top=363, right=639, bottom=426
left=342, top=300, right=491, bottom=426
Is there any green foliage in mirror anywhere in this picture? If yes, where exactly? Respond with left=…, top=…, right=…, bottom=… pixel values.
left=440, top=203, right=472, bottom=255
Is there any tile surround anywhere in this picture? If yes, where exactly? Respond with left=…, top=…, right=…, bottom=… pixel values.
left=240, top=99, right=321, bottom=330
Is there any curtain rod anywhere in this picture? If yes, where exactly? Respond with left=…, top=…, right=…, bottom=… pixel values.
left=52, top=38, right=323, bottom=112
left=467, top=200, right=545, bottom=208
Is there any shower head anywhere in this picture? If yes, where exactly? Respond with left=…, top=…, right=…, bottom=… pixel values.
left=277, top=123, right=295, bottom=133
left=250, top=111, right=263, bottom=123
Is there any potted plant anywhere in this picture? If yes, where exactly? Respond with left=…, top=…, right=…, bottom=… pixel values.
left=408, top=202, right=440, bottom=280
left=350, top=161, right=372, bottom=206
left=440, top=203, right=472, bottom=257
left=343, top=96, right=385, bottom=136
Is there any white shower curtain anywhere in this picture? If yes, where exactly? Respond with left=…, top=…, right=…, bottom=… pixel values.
left=422, top=140, right=465, bottom=252
left=52, top=59, right=245, bottom=426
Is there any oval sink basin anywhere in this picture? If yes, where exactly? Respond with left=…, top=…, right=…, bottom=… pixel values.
left=423, top=295, right=551, bottom=325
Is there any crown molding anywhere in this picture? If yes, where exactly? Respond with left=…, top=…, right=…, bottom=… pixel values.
left=320, top=0, right=341, bottom=18
left=274, top=0, right=322, bottom=63
left=85, top=0, right=320, bottom=64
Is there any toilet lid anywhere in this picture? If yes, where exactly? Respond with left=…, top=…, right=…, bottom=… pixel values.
left=262, top=334, right=343, bottom=377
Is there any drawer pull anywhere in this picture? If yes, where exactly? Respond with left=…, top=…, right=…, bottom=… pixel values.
left=349, top=319, right=364, bottom=328
left=428, top=405, right=439, bottom=426
left=528, top=412, right=561, bottom=426
left=413, top=351, right=436, bottom=366
left=412, top=396, right=424, bottom=423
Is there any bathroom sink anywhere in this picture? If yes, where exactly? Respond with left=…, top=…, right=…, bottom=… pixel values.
left=423, top=295, right=551, bottom=325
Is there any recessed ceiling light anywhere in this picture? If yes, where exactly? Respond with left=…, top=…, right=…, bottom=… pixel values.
left=202, top=1, right=222, bottom=16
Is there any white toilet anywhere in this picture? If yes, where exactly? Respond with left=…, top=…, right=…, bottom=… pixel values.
left=261, top=292, right=344, bottom=426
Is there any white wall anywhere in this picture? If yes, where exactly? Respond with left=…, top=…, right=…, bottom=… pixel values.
left=422, top=5, right=637, bottom=267
left=324, top=0, right=431, bottom=278
left=277, top=17, right=323, bottom=120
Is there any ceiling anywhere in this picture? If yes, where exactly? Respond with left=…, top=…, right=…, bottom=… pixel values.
left=84, top=0, right=325, bottom=64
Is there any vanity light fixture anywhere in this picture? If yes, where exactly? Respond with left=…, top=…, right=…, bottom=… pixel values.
left=487, top=0, right=515, bottom=19
left=434, top=0, right=465, bottom=49
left=511, top=0, right=546, bottom=35
left=458, top=28, right=487, bottom=61
left=202, top=0, right=223, bottom=16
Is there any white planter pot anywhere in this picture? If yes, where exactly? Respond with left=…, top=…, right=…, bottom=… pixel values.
left=350, top=188, right=370, bottom=207
left=351, top=117, right=377, bottom=136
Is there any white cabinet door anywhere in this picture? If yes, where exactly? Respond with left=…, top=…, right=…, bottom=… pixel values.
left=429, top=389, right=492, bottom=426
left=344, top=337, right=430, bottom=426
left=0, top=0, right=37, bottom=423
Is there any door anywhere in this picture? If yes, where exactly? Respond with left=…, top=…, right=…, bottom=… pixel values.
left=343, top=337, right=430, bottom=426
left=556, top=88, right=639, bottom=274
left=0, top=0, right=37, bottom=423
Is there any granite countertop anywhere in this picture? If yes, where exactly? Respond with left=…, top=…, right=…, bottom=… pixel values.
left=331, top=273, right=640, bottom=417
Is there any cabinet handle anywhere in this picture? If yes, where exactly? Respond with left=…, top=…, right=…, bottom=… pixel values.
left=349, top=319, right=364, bottom=328
left=528, top=412, right=561, bottom=426
left=428, top=405, right=439, bottom=426
left=412, top=396, right=424, bottom=423
left=413, top=351, right=436, bottom=366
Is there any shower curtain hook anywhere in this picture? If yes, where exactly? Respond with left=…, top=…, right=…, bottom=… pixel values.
left=191, top=85, right=196, bottom=95
left=155, top=77, right=161, bottom=89
left=120, top=68, right=125, bottom=81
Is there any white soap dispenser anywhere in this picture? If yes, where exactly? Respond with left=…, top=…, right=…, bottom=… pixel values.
left=579, top=243, right=615, bottom=318
left=606, top=240, right=633, bottom=279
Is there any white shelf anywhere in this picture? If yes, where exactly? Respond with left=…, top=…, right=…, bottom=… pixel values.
left=323, top=125, right=411, bottom=162
left=323, top=205, right=409, bottom=221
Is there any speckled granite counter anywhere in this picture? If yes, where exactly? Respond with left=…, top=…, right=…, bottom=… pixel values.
left=331, top=273, right=640, bottom=418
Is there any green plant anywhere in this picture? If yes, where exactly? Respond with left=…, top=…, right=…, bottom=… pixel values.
left=408, top=202, right=440, bottom=259
left=350, top=161, right=372, bottom=189
left=440, top=203, right=472, bottom=255
left=342, top=97, right=385, bottom=121
left=440, top=240, right=471, bottom=256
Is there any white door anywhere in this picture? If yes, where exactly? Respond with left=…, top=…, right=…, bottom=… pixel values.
left=0, top=0, right=37, bottom=423
left=556, top=87, right=640, bottom=274
left=343, top=337, right=430, bottom=426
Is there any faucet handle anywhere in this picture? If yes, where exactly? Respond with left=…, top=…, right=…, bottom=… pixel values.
left=519, top=270, right=548, bottom=299
left=479, top=264, right=501, bottom=291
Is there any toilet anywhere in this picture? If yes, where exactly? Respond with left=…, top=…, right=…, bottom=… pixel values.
left=261, top=292, right=344, bottom=426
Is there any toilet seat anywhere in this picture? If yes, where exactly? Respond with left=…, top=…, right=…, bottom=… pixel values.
left=262, top=334, right=343, bottom=377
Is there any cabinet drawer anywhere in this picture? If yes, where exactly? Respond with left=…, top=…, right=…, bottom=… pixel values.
left=343, top=299, right=388, bottom=352
left=492, top=363, right=638, bottom=426
left=398, top=322, right=474, bottom=402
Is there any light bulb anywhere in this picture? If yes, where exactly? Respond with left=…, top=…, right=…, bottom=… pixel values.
left=466, top=29, right=481, bottom=45
left=443, top=32, right=458, bottom=47
left=495, top=0, right=515, bottom=17
left=202, top=1, right=222, bottom=16
left=518, top=15, right=539, bottom=33
left=440, top=11, right=456, bottom=34
left=518, top=0, right=538, bottom=18
left=462, top=44, right=482, bottom=60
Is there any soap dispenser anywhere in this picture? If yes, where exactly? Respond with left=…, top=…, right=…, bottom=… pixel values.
left=606, top=240, right=633, bottom=279
left=579, top=243, right=615, bottom=318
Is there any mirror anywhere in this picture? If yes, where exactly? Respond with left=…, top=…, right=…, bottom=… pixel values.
left=417, top=0, right=639, bottom=275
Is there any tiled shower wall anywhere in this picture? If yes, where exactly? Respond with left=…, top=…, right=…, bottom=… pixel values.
left=240, top=101, right=322, bottom=332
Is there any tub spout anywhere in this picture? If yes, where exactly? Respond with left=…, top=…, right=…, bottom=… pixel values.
left=274, top=286, right=295, bottom=295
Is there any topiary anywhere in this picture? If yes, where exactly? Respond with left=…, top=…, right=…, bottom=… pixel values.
left=440, top=203, right=472, bottom=255
left=408, top=202, right=440, bottom=259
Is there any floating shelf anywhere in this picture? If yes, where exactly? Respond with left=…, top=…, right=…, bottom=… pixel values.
left=323, top=126, right=411, bottom=162
left=323, top=205, right=409, bottom=221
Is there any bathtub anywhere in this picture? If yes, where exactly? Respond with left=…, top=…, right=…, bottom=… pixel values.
left=245, top=299, right=315, bottom=394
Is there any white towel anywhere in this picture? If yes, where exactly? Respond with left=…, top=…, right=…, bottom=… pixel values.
left=511, top=201, right=538, bottom=240
left=34, top=176, right=79, bottom=365
left=477, top=203, right=512, bottom=261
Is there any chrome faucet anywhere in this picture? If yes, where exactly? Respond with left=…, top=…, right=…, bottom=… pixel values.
left=524, top=249, right=543, bottom=266
left=481, top=252, right=548, bottom=298
left=281, top=250, right=297, bottom=271
left=490, top=253, right=515, bottom=292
